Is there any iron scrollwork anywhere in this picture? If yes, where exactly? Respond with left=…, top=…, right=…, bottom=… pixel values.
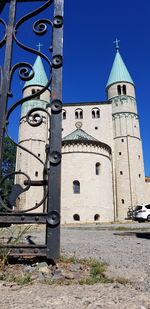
left=0, top=0, right=64, bottom=260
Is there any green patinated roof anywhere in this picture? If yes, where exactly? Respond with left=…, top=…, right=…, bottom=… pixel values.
left=106, top=50, right=134, bottom=88
left=62, top=128, right=99, bottom=142
left=23, top=56, right=48, bottom=89
left=21, top=99, right=47, bottom=117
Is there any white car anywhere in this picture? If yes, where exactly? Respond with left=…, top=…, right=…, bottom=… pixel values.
left=134, top=204, right=150, bottom=222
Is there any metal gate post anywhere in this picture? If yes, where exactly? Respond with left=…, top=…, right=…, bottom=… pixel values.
left=0, top=0, right=17, bottom=170
left=46, top=0, right=64, bottom=260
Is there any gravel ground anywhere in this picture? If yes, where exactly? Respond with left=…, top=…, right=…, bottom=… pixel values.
left=0, top=222, right=150, bottom=309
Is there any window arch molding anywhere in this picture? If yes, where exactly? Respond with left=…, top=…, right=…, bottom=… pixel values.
left=75, top=108, right=83, bottom=119
left=92, top=108, right=100, bottom=119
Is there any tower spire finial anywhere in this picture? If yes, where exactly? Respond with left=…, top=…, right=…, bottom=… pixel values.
left=36, top=42, right=43, bottom=52
left=114, top=38, right=120, bottom=51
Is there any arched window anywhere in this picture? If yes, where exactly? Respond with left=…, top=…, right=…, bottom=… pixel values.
left=75, top=109, right=83, bottom=119
left=73, top=214, right=80, bottom=221
left=32, top=88, right=40, bottom=100
left=73, top=180, right=80, bottom=193
left=92, top=108, right=100, bottom=119
left=123, top=85, right=127, bottom=95
left=94, top=214, right=100, bottom=221
left=95, top=162, right=101, bottom=175
left=117, top=85, right=121, bottom=95
left=62, top=110, right=66, bottom=120
left=35, top=171, right=38, bottom=177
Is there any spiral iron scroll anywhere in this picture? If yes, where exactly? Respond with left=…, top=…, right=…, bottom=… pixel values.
left=0, top=0, right=59, bottom=213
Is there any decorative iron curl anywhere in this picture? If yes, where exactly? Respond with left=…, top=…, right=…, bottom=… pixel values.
left=4, top=127, right=45, bottom=167
left=0, top=171, right=31, bottom=212
left=33, top=19, right=53, bottom=35
left=10, top=62, right=34, bottom=82
left=8, top=62, right=35, bottom=96
left=0, top=0, right=54, bottom=213
left=0, top=18, right=7, bottom=47
left=26, top=107, right=51, bottom=127
left=0, top=171, right=48, bottom=213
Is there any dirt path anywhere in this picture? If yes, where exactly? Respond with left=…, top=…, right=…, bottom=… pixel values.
left=0, top=222, right=150, bottom=308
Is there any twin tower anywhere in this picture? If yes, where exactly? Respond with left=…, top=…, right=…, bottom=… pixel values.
left=16, top=46, right=149, bottom=223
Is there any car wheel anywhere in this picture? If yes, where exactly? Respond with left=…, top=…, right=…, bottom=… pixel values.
left=147, top=215, right=150, bottom=222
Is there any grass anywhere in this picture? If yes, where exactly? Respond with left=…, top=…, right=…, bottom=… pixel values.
left=13, top=274, right=32, bottom=285
left=0, top=225, right=31, bottom=268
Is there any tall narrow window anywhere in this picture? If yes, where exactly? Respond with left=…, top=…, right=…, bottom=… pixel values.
left=117, top=85, right=121, bottom=95
left=123, top=85, right=127, bottom=95
left=62, top=110, right=66, bottom=120
left=95, top=162, right=101, bottom=175
left=73, top=180, right=80, bottom=194
left=75, top=109, right=83, bottom=119
left=35, top=171, right=38, bottom=177
left=75, top=111, right=78, bottom=119
left=92, top=108, right=100, bottom=119
left=94, top=214, right=100, bottom=221
left=92, top=110, right=95, bottom=118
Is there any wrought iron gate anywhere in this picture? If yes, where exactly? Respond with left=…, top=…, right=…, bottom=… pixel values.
left=0, top=0, right=63, bottom=260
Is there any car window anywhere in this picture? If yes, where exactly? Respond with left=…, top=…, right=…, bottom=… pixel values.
left=135, top=206, right=142, bottom=211
left=145, top=205, right=150, bottom=209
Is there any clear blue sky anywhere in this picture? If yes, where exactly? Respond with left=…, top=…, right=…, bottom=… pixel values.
left=0, top=0, right=150, bottom=176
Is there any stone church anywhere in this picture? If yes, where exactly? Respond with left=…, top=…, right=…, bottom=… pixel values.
left=15, top=45, right=150, bottom=223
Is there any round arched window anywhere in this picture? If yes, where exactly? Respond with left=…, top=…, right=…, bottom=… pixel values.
left=94, top=214, right=100, bottom=221
left=73, top=214, right=80, bottom=221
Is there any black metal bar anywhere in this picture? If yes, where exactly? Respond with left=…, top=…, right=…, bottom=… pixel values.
left=0, top=245, right=47, bottom=257
left=0, top=212, right=47, bottom=224
left=0, top=0, right=17, bottom=170
left=46, top=0, right=64, bottom=260
left=24, top=180, right=48, bottom=186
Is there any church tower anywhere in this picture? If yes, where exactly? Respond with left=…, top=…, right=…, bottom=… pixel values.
left=15, top=56, right=50, bottom=211
left=106, top=42, right=145, bottom=220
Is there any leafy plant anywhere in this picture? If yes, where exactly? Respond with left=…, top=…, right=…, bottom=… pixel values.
left=0, top=137, right=16, bottom=211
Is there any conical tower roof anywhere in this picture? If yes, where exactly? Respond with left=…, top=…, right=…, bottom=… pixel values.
left=106, top=48, right=134, bottom=88
left=23, top=56, right=48, bottom=89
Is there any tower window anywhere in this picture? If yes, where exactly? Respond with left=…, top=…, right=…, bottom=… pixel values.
left=92, top=108, right=100, bottom=119
left=119, top=152, right=122, bottom=155
left=121, top=139, right=124, bottom=142
left=35, top=171, right=38, bottom=177
left=95, top=162, right=101, bottom=175
left=123, top=85, right=127, bottom=95
left=73, top=180, right=80, bottom=194
left=73, top=214, right=80, bottom=221
left=117, top=85, right=121, bottom=95
left=62, top=110, right=66, bottom=120
left=138, top=155, right=141, bottom=159
left=139, top=174, right=141, bottom=178
left=75, top=109, right=83, bottom=119
left=120, top=171, right=123, bottom=175
left=121, top=199, right=125, bottom=204
left=38, top=153, right=40, bottom=157
left=32, top=89, right=40, bottom=100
